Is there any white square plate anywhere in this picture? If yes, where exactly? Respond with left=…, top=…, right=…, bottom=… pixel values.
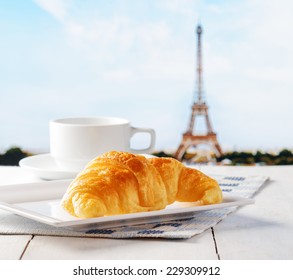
left=0, top=180, right=254, bottom=231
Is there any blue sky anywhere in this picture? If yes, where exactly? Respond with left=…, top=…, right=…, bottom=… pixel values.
left=1, top=0, right=293, bottom=153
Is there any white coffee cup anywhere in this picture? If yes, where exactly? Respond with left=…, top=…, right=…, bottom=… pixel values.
left=50, top=117, right=156, bottom=172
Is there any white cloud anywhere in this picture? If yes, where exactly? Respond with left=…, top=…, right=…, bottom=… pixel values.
left=9, top=0, right=292, bottom=152
left=158, top=0, right=199, bottom=17
left=60, top=13, right=193, bottom=86
left=34, top=0, right=69, bottom=21
left=102, top=68, right=136, bottom=83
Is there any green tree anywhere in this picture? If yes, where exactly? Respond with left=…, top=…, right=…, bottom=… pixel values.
left=0, top=147, right=29, bottom=166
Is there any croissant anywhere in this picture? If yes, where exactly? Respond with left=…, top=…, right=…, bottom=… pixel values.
left=61, top=151, right=222, bottom=218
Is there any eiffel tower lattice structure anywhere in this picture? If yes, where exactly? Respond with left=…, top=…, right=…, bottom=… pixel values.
left=175, top=24, right=223, bottom=161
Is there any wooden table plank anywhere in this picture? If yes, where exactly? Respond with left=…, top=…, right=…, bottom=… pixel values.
left=0, top=166, right=42, bottom=185
left=21, top=230, right=218, bottom=260
left=201, top=165, right=293, bottom=260
left=1, top=166, right=293, bottom=260
left=0, top=235, right=33, bottom=260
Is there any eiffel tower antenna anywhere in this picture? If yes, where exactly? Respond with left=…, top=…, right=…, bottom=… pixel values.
left=175, top=24, right=223, bottom=161
left=196, top=24, right=203, bottom=104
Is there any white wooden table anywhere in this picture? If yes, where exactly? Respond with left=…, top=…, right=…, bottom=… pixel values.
left=0, top=165, right=292, bottom=260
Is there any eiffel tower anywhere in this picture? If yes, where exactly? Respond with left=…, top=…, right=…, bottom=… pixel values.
left=175, top=24, right=223, bottom=161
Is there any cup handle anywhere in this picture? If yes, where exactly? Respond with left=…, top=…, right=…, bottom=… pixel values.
left=129, top=127, right=156, bottom=154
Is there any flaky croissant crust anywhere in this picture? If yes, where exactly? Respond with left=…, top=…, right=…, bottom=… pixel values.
left=61, top=151, right=222, bottom=218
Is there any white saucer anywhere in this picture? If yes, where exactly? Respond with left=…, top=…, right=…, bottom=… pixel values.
left=19, top=154, right=78, bottom=180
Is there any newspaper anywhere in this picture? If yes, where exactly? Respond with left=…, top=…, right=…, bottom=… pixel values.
left=0, top=174, right=269, bottom=239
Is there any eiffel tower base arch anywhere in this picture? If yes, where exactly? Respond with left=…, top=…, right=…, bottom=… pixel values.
left=175, top=133, right=223, bottom=161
